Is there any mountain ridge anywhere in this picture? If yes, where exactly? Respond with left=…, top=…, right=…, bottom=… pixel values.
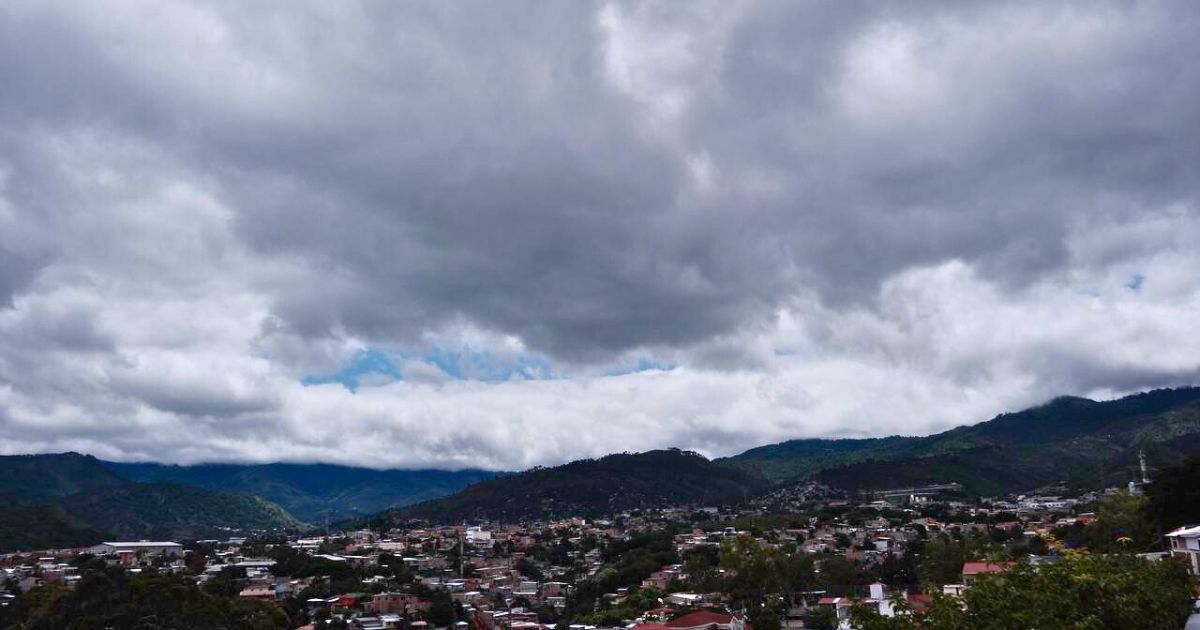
left=726, top=387, right=1200, bottom=495
left=377, top=448, right=770, bottom=524
left=102, top=461, right=500, bottom=522
left=0, top=453, right=304, bottom=552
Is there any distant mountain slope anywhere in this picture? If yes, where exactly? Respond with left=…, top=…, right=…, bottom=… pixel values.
left=57, top=483, right=303, bottom=541
left=726, top=387, right=1200, bottom=495
left=0, top=453, right=306, bottom=551
left=720, top=436, right=914, bottom=483
left=103, top=461, right=498, bottom=522
left=383, top=449, right=770, bottom=524
left=0, top=452, right=125, bottom=503
left=0, top=504, right=108, bottom=551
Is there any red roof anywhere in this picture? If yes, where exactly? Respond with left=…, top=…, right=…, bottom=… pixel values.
left=962, top=561, right=1014, bottom=576
left=632, top=624, right=670, bottom=630
left=665, top=611, right=733, bottom=629
left=906, top=594, right=932, bottom=611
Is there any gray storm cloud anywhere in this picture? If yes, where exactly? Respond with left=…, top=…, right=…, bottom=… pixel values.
left=0, top=0, right=1197, bottom=469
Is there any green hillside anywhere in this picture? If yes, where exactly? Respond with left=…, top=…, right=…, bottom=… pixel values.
left=384, top=449, right=769, bottom=524
left=0, top=504, right=108, bottom=551
left=57, top=483, right=303, bottom=541
left=0, top=452, right=125, bottom=503
left=725, top=387, right=1200, bottom=495
left=719, top=436, right=913, bottom=483
left=0, top=453, right=307, bottom=551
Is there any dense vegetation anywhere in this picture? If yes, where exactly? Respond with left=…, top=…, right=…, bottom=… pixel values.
left=104, top=461, right=497, bottom=522
left=850, top=553, right=1193, bottom=629
left=0, top=505, right=108, bottom=552
left=384, top=449, right=770, bottom=523
left=724, top=387, right=1200, bottom=495
left=719, top=437, right=913, bottom=483
left=0, top=453, right=125, bottom=503
left=58, top=483, right=302, bottom=541
left=0, top=454, right=303, bottom=552
left=1146, top=455, right=1200, bottom=531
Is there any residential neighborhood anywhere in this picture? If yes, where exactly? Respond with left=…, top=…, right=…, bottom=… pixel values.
left=3, top=481, right=1193, bottom=629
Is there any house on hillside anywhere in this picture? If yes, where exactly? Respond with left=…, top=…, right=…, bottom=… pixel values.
left=961, top=561, right=1014, bottom=586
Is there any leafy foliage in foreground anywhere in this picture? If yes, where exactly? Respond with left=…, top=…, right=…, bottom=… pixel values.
left=850, top=552, right=1193, bottom=630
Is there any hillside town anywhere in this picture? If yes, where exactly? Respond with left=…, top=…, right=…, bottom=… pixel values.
left=3, top=481, right=1194, bottom=630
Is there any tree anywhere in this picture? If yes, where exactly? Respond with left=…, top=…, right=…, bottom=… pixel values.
left=425, top=589, right=460, bottom=627
left=918, top=538, right=964, bottom=587
left=816, top=556, right=863, bottom=596
left=720, top=536, right=784, bottom=630
left=849, top=552, right=1193, bottom=630
left=184, top=550, right=209, bottom=575
left=1148, top=456, right=1200, bottom=532
left=871, top=553, right=918, bottom=590
left=803, top=607, right=838, bottom=630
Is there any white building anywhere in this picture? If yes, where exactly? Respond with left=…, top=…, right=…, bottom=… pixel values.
left=466, top=527, right=493, bottom=545
left=91, top=541, right=183, bottom=557
left=1167, top=525, right=1200, bottom=575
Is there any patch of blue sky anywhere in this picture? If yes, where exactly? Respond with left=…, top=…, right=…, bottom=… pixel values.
left=301, top=348, right=403, bottom=392
left=603, top=357, right=677, bottom=377
left=302, top=346, right=557, bottom=391
left=423, top=346, right=556, bottom=382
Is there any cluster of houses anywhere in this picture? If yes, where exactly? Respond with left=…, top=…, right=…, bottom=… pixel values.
left=3, top=483, right=1198, bottom=629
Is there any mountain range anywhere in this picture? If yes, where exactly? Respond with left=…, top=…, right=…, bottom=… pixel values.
left=378, top=448, right=769, bottom=524
left=5, top=386, right=1200, bottom=545
left=387, top=387, right=1200, bottom=522
left=721, top=387, right=1200, bottom=496
left=0, top=454, right=300, bottom=551
left=102, top=461, right=497, bottom=522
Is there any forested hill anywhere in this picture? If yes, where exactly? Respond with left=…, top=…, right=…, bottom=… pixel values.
left=0, top=453, right=303, bottom=552
left=104, top=461, right=498, bottom=522
left=380, top=449, right=770, bottom=524
left=0, top=452, right=125, bottom=503
left=723, top=387, right=1200, bottom=495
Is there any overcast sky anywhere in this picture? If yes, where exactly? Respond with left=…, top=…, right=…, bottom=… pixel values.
left=1, top=1, right=1198, bottom=470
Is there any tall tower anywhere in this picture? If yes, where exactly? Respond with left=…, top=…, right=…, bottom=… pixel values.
left=1139, top=450, right=1150, bottom=484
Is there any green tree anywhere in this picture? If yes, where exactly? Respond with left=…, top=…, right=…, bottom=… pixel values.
left=850, top=552, right=1193, bottom=630
left=720, top=536, right=784, bottom=630
left=817, top=556, right=863, bottom=596
left=918, top=538, right=965, bottom=587
left=1148, top=456, right=1200, bottom=532
left=425, top=589, right=460, bottom=627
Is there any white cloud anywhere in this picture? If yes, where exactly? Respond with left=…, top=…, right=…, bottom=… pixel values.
left=0, top=0, right=1197, bottom=469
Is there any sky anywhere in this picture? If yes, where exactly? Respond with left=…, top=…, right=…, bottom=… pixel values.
left=1, top=1, right=1198, bottom=471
